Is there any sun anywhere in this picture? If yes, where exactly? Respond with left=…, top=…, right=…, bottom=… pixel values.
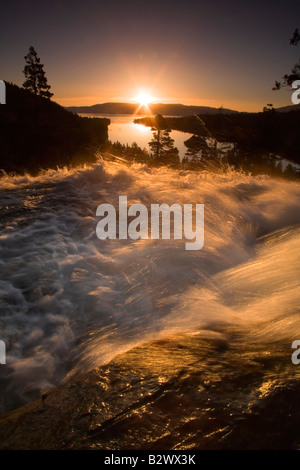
left=132, top=89, right=157, bottom=115
left=136, top=92, right=154, bottom=107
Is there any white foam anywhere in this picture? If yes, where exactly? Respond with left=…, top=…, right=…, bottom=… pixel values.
left=0, top=159, right=300, bottom=412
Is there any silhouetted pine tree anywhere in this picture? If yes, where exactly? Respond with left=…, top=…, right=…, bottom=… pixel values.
left=273, top=28, right=300, bottom=89
left=22, top=46, right=53, bottom=99
left=148, top=115, right=179, bottom=166
left=149, top=127, right=179, bottom=166
left=148, top=127, right=161, bottom=159
left=160, top=129, right=179, bottom=162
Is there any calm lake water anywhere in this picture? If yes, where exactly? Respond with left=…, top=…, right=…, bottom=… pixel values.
left=79, top=114, right=193, bottom=159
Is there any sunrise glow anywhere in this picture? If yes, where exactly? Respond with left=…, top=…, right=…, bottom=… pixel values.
left=136, top=92, right=155, bottom=106
left=1, top=0, right=300, bottom=453
left=131, top=90, right=158, bottom=114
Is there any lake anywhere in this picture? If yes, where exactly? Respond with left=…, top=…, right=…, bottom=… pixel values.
left=79, top=114, right=193, bottom=159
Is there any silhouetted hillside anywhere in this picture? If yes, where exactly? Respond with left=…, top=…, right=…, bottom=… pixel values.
left=198, top=111, right=300, bottom=165
left=0, top=83, right=109, bottom=174
left=136, top=111, right=300, bottom=167
left=67, top=102, right=238, bottom=116
left=276, top=103, right=300, bottom=112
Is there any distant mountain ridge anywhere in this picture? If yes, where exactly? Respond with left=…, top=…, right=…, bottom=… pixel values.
left=66, top=101, right=300, bottom=116
left=66, top=102, right=239, bottom=116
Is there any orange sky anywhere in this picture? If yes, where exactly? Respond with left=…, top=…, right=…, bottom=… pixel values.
left=2, top=0, right=300, bottom=113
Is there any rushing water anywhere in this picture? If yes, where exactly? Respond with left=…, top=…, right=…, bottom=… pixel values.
left=0, top=159, right=300, bottom=439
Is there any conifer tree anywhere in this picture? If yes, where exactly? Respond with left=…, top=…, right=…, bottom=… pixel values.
left=148, top=125, right=179, bottom=166
left=148, top=126, right=161, bottom=159
left=273, top=28, right=300, bottom=90
left=22, top=46, right=53, bottom=99
left=148, top=115, right=179, bottom=165
left=160, top=129, right=179, bottom=159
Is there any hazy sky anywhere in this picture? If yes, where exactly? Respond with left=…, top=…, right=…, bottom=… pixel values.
left=1, top=0, right=300, bottom=111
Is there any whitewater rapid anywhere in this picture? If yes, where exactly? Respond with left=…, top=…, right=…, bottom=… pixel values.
left=0, top=158, right=300, bottom=414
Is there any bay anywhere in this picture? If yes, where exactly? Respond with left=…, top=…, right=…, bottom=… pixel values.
left=79, top=113, right=193, bottom=159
